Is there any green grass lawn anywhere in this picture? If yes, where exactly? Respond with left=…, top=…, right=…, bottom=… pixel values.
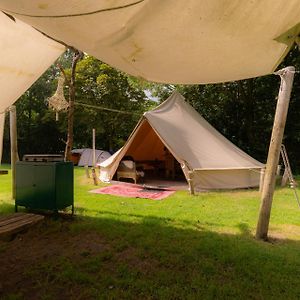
left=1, top=165, right=300, bottom=299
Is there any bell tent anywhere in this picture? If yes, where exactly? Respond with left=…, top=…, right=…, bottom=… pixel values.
left=72, top=148, right=111, bottom=167
left=99, top=92, right=264, bottom=190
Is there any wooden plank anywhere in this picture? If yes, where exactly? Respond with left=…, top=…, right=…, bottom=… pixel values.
left=0, top=170, right=8, bottom=175
left=0, top=214, right=44, bottom=231
left=0, top=215, right=44, bottom=235
left=0, top=213, right=44, bottom=240
left=0, top=216, right=44, bottom=237
left=0, top=213, right=43, bottom=227
left=0, top=213, right=30, bottom=226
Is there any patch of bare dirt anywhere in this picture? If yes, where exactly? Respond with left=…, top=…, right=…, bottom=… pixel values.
left=0, top=215, right=159, bottom=299
left=0, top=216, right=110, bottom=298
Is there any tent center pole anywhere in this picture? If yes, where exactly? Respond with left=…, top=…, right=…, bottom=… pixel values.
left=255, top=66, right=295, bottom=240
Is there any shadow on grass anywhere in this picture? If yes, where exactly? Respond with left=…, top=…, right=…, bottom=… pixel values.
left=0, top=201, right=15, bottom=216
left=1, top=211, right=300, bottom=300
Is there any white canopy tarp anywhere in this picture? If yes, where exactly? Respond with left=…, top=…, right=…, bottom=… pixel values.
left=100, top=91, right=264, bottom=190
left=0, top=12, right=65, bottom=162
left=0, top=12, right=64, bottom=113
left=1, top=1, right=300, bottom=83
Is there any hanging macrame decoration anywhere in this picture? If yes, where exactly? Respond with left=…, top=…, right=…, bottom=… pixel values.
left=47, top=74, right=69, bottom=121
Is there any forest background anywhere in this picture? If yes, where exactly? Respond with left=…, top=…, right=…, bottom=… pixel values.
left=2, top=47, right=300, bottom=171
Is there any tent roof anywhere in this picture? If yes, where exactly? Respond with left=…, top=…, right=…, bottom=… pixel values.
left=1, top=1, right=300, bottom=84
left=145, top=92, right=263, bottom=169
left=101, top=91, right=263, bottom=171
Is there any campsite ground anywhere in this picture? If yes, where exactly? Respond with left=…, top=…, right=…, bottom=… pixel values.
left=1, top=166, right=300, bottom=299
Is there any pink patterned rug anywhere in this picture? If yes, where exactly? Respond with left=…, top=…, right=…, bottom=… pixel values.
left=90, top=184, right=175, bottom=200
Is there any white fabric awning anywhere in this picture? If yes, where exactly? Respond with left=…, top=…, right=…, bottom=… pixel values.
left=0, top=12, right=65, bottom=114
left=0, top=12, right=65, bottom=162
left=1, top=1, right=300, bottom=84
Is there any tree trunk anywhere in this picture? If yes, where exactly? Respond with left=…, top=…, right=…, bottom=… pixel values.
left=64, top=50, right=83, bottom=161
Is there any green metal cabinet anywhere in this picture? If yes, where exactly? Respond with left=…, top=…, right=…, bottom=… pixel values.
left=15, top=161, right=74, bottom=213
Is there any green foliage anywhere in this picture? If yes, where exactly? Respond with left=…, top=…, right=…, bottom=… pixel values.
left=2, top=54, right=151, bottom=159
left=71, top=55, right=151, bottom=151
left=3, top=46, right=300, bottom=168
left=145, top=46, right=300, bottom=170
left=2, top=66, right=66, bottom=160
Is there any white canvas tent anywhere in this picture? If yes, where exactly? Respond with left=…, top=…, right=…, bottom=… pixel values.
left=100, top=92, right=264, bottom=190
left=72, top=148, right=111, bottom=167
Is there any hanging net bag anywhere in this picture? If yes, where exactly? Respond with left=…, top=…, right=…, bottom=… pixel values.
left=47, top=74, right=69, bottom=121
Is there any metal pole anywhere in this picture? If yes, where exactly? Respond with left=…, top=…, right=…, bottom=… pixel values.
left=9, top=105, right=18, bottom=200
left=256, top=66, right=295, bottom=240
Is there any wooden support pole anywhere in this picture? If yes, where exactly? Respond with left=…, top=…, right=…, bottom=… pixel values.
left=256, top=66, right=295, bottom=240
left=91, top=167, right=98, bottom=186
left=9, top=106, right=18, bottom=200
left=0, top=112, right=5, bottom=164
left=91, top=128, right=98, bottom=185
left=92, top=128, right=96, bottom=167
left=188, top=171, right=195, bottom=195
left=259, top=168, right=265, bottom=193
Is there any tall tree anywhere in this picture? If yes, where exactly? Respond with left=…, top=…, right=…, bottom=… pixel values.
left=12, top=66, right=65, bottom=159
left=60, top=49, right=83, bottom=161
left=73, top=55, right=151, bottom=152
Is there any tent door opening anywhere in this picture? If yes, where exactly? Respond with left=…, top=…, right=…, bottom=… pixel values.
left=113, top=120, right=185, bottom=184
